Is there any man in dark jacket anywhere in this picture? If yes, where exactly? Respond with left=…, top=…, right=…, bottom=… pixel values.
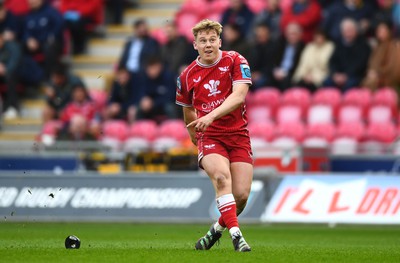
left=137, top=57, right=177, bottom=121
left=118, top=18, right=160, bottom=84
left=0, top=2, right=20, bottom=41
left=221, top=0, right=255, bottom=38
left=272, top=22, right=305, bottom=91
left=23, top=0, right=64, bottom=78
left=323, top=18, right=371, bottom=91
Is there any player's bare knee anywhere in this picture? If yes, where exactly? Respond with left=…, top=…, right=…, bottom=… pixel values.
left=215, top=174, right=230, bottom=191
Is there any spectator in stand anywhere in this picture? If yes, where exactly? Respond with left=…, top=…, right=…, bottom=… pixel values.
left=373, top=0, right=396, bottom=28
left=5, top=0, right=30, bottom=16
left=57, top=113, right=97, bottom=141
left=221, top=23, right=251, bottom=59
left=0, top=31, right=21, bottom=120
left=272, top=23, right=305, bottom=91
left=137, top=57, right=178, bottom=121
left=23, top=0, right=64, bottom=78
left=221, top=0, right=255, bottom=38
left=395, top=1, right=400, bottom=36
left=118, top=18, right=160, bottom=84
left=280, top=0, right=322, bottom=43
left=361, top=21, right=399, bottom=90
left=104, top=66, right=141, bottom=124
left=249, top=23, right=277, bottom=90
left=322, top=0, right=375, bottom=43
left=43, top=62, right=85, bottom=122
left=323, top=18, right=371, bottom=91
left=253, top=0, right=282, bottom=41
left=59, top=0, right=103, bottom=54
left=59, top=84, right=98, bottom=138
left=161, top=21, right=192, bottom=76
left=0, top=2, right=20, bottom=41
left=292, top=29, right=334, bottom=92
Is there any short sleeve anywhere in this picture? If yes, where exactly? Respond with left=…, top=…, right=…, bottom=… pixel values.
left=175, top=75, right=192, bottom=107
left=232, top=52, right=252, bottom=86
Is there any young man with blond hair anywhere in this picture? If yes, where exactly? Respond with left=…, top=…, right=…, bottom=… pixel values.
left=176, top=19, right=253, bottom=252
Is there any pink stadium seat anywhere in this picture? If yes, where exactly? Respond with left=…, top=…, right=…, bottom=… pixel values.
left=247, top=106, right=273, bottom=123
left=313, top=88, right=341, bottom=109
left=180, top=0, right=207, bottom=16
left=252, top=87, right=281, bottom=108
left=373, top=87, right=398, bottom=109
left=275, top=122, right=306, bottom=143
left=129, top=120, right=158, bottom=141
left=157, top=119, right=188, bottom=142
left=307, top=104, right=334, bottom=124
left=102, top=120, right=128, bottom=141
left=342, top=88, right=372, bottom=109
left=151, top=28, right=168, bottom=45
left=282, top=87, right=311, bottom=108
left=337, top=104, right=364, bottom=124
left=303, top=123, right=335, bottom=148
left=367, top=105, right=394, bottom=124
left=276, top=105, right=303, bottom=124
left=175, top=12, right=200, bottom=41
left=365, top=122, right=397, bottom=144
left=335, top=121, right=365, bottom=141
left=248, top=121, right=275, bottom=142
left=42, top=120, right=63, bottom=136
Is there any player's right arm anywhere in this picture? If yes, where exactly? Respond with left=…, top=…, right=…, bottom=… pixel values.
left=183, top=106, right=197, bottom=145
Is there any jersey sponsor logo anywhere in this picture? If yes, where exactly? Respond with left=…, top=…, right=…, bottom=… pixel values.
left=204, top=79, right=221, bottom=97
left=201, top=97, right=226, bottom=112
left=240, top=64, right=251, bottom=79
left=218, top=66, right=229, bottom=73
left=193, top=76, right=201, bottom=83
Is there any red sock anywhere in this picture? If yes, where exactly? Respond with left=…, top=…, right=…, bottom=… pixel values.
left=216, top=194, right=239, bottom=230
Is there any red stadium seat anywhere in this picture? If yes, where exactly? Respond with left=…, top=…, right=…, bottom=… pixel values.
left=276, top=105, right=303, bottom=124
left=303, top=123, right=335, bottom=148
left=102, top=120, right=128, bottom=141
left=275, top=122, right=306, bottom=143
left=367, top=105, right=394, bottom=124
left=151, top=28, right=168, bottom=45
left=248, top=121, right=275, bottom=142
left=175, top=12, right=200, bottom=41
left=252, top=87, right=281, bottom=108
left=210, top=0, right=230, bottom=13
left=247, top=106, right=273, bottom=123
left=337, top=104, right=364, bottom=124
left=282, top=87, right=311, bottom=110
left=129, top=120, right=158, bottom=141
left=157, top=119, right=188, bottom=142
left=307, top=104, right=334, bottom=124
left=313, top=88, right=341, bottom=109
left=365, top=122, right=397, bottom=144
left=373, top=87, right=398, bottom=109
left=40, top=120, right=63, bottom=146
left=331, top=122, right=365, bottom=155
left=342, top=88, right=372, bottom=109
left=367, top=87, right=398, bottom=124
left=180, top=0, right=208, bottom=16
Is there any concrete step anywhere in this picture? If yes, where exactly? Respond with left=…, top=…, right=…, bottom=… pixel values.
left=87, top=39, right=124, bottom=57
left=72, top=55, right=117, bottom=71
left=74, top=69, right=114, bottom=90
left=19, top=99, right=45, bottom=119
left=0, top=131, right=38, bottom=141
left=123, top=8, right=176, bottom=27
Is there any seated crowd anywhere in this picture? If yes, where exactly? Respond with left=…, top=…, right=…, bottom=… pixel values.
left=3, top=0, right=400, bottom=153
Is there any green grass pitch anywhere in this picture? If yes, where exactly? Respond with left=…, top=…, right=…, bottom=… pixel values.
left=1, top=222, right=399, bottom=262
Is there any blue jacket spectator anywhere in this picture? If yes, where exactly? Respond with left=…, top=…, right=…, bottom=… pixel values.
left=137, top=57, right=178, bottom=121
left=322, top=0, right=375, bottom=43
left=221, top=0, right=255, bottom=38
left=23, top=0, right=64, bottom=78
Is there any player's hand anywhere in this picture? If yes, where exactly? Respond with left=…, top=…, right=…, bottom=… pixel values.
left=187, top=115, right=214, bottom=132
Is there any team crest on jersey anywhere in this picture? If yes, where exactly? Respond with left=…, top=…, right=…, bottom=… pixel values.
left=204, top=80, right=221, bottom=97
left=218, top=66, right=229, bottom=72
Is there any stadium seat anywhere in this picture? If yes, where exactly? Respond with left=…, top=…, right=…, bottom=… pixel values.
left=101, top=120, right=129, bottom=151
left=342, top=88, right=372, bottom=109
left=129, top=120, right=158, bottom=141
left=331, top=122, right=365, bottom=155
left=282, top=87, right=311, bottom=110
left=367, top=87, right=398, bottom=124
left=151, top=27, right=168, bottom=45
left=248, top=121, right=275, bottom=142
left=180, top=0, right=207, bottom=16
left=307, top=104, right=334, bottom=124
left=40, top=120, right=63, bottom=146
left=247, top=106, right=273, bottom=123
left=367, top=104, right=394, bottom=124
left=304, top=123, right=335, bottom=146
left=313, top=88, right=341, bottom=109
left=156, top=119, right=188, bottom=142
left=209, top=0, right=230, bottom=13
left=337, top=104, right=364, bottom=124
left=331, top=137, right=359, bottom=155
left=251, top=87, right=281, bottom=108
left=373, top=87, right=398, bottom=109
left=175, top=12, right=200, bottom=41
left=361, top=122, right=398, bottom=154
left=274, top=122, right=305, bottom=143
left=276, top=105, right=303, bottom=124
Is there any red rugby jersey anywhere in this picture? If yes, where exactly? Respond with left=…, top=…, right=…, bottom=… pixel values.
left=176, top=50, right=252, bottom=135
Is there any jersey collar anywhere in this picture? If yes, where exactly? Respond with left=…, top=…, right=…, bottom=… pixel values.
left=196, top=50, right=222, bottom=68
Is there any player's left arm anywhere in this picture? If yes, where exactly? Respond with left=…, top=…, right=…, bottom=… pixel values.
left=187, top=83, right=249, bottom=131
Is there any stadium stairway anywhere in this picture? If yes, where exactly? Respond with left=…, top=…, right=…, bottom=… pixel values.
left=0, top=0, right=184, bottom=148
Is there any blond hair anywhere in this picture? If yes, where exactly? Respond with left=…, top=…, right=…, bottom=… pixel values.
left=192, top=19, right=223, bottom=40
